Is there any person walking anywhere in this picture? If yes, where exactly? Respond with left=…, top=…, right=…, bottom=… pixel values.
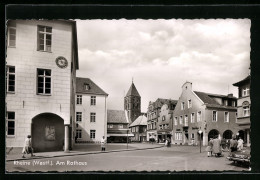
left=22, top=135, right=35, bottom=158
left=229, top=135, right=238, bottom=152
left=205, top=138, right=213, bottom=157
left=101, top=136, right=106, bottom=151
left=212, top=135, right=222, bottom=157
left=237, top=137, right=244, bottom=150
left=167, top=137, right=171, bottom=147
left=164, top=138, right=168, bottom=147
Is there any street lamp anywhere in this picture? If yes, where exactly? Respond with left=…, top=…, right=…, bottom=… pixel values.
left=198, top=130, right=202, bottom=153
left=127, top=129, right=129, bottom=149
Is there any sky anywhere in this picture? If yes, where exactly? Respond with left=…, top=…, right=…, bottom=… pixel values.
left=76, top=19, right=251, bottom=112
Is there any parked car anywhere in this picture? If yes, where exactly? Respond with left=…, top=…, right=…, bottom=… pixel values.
left=227, top=147, right=251, bottom=166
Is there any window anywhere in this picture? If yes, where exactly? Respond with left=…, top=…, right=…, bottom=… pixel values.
left=179, top=116, right=183, bottom=125
left=8, top=21, right=16, bottom=47
left=174, top=117, right=178, bottom=126
left=212, top=111, right=217, bottom=122
left=191, top=113, right=195, bottom=123
left=6, top=112, right=15, bottom=136
left=118, top=124, right=123, bottom=129
left=84, top=83, right=90, bottom=90
left=6, top=66, right=15, bottom=93
left=184, top=115, right=188, bottom=126
left=235, top=112, right=238, bottom=122
left=224, top=112, right=229, bottom=122
left=188, top=99, right=192, bottom=108
left=108, top=124, right=113, bottom=128
left=224, top=100, right=228, bottom=106
left=90, top=130, right=96, bottom=139
left=37, top=26, right=52, bottom=52
left=232, top=101, right=236, bottom=107
left=37, top=69, right=51, bottom=95
left=91, top=96, right=96, bottom=105
left=162, top=116, right=166, bottom=121
left=242, top=88, right=250, bottom=97
left=197, top=111, right=201, bottom=122
left=181, top=102, right=185, bottom=110
left=191, top=133, right=195, bottom=139
left=76, top=112, right=82, bottom=122
left=76, top=95, right=82, bottom=105
left=76, top=129, right=82, bottom=139
left=90, top=112, right=96, bottom=122
left=175, top=132, right=182, bottom=140
left=243, top=106, right=250, bottom=117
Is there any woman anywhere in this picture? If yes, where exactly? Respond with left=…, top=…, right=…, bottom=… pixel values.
left=205, top=138, right=213, bottom=157
left=22, top=135, right=35, bottom=158
left=101, top=136, right=106, bottom=151
left=212, top=135, right=222, bottom=157
left=237, top=137, right=244, bottom=150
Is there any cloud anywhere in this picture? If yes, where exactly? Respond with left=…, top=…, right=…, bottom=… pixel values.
left=76, top=19, right=251, bottom=111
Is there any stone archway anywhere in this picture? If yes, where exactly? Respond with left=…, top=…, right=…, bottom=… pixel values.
left=208, top=129, right=219, bottom=140
left=32, top=113, right=64, bottom=152
left=223, top=130, right=233, bottom=139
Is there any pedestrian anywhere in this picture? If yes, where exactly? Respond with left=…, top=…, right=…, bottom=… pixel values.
left=22, top=135, right=35, bottom=158
left=164, top=138, right=168, bottom=147
left=75, top=134, right=78, bottom=144
left=229, top=135, right=238, bottom=152
left=212, top=135, right=222, bottom=157
left=167, top=137, right=171, bottom=147
left=221, top=138, right=226, bottom=151
left=205, top=138, right=213, bottom=157
left=226, top=139, right=230, bottom=151
left=237, top=137, right=244, bottom=150
left=101, top=136, right=106, bottom=151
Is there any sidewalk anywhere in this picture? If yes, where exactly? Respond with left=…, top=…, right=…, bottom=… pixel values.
left=6, top=143, right=163, bottom=162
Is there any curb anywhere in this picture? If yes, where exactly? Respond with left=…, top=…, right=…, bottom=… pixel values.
left=6, top=145, right=164, bottom=162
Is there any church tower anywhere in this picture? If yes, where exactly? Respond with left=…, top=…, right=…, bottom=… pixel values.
left=124, top=81, right=141, bottom=124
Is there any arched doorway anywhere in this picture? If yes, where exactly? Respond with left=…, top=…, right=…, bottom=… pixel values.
left=223, top=130, right=233, bottom=139
left=208, top=129, right=219, bottom=140
left=238, top=130, right=245, bottom=140
left=32, top=113, right=64, bottom=152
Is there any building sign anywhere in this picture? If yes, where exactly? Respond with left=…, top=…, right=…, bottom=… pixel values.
left=45, top=126, right=55, bottom=141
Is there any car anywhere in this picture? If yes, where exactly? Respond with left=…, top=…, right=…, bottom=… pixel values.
left=226, top=147, right=251, bottom=166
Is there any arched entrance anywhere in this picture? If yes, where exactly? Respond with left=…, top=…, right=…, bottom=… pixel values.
left=208, top=129, right=219, bottom=140
left=238, top=130, right=245, bottom=140
left=223, top=130, right=233, bottom=139
left=32, top=113, right=64, bottom=152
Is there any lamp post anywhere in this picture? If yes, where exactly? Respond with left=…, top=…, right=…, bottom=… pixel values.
left=127, top=129, right=129, bottom=149
left=198, top=130, right=202, bottom=153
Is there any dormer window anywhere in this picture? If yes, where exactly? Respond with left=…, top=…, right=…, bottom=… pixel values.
left=84, top=83, right=90, bottom=90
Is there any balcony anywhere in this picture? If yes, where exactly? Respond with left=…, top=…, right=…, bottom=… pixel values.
left=236, top=116, right=250, bottom=126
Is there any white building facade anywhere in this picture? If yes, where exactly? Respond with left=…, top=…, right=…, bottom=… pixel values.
left=75, top=77, right=108, bottom=143
left=6, top=20, right=79, bottom=152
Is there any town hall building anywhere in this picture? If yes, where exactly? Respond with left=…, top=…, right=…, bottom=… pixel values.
left=6, top=20, right=79, bottom=152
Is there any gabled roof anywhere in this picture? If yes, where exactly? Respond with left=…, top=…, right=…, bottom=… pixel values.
left=233, top=75, right=251, bottom=86
left=126, top=83, right=140, bottom=97
left=194, top=91, right=237, bottom=110
left=129, top=115, right=147, bottom=127
left=154, top=98, right=178, bottom=109
left=107, top=110, right=128, bottom=124
left=76, top=77, right=108, bottom=96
